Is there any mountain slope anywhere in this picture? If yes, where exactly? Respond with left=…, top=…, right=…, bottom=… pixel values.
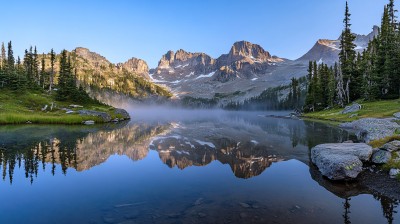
left=149, top=41, right=299, bottom=103
left=297, top=26, right=379, bottom=65
left=41, top=48, right=172, bottom=101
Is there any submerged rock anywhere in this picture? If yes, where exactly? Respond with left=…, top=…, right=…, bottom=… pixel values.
left=341, top=103, right=361, bottom=114
left=311, top=143, right=373, bottom=180
left=371, top=150, right=392, bottom=164
left=339, top=118, right=400, bottom=143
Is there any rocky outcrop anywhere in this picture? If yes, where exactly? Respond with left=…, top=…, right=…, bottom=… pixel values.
left=311, top=143, right=373, bottom=180
left=78, top=108, right=130, bottom=123
left=114, top=108, right=130, bottom=120
left=339, top=118, right=400, bottom=143
left=341, top=103, right=361, bottom=114
left=118, top=58, right=150, bottom=79
left=79, top=110, right=112, bottom=122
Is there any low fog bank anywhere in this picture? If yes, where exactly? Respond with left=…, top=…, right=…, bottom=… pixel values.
left=123, top=104, right=292, bottom=123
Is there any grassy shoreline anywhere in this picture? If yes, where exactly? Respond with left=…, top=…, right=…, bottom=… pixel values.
left=302, top=99, right=400, bottom=123
left=0, top=89, right=125, bottom=125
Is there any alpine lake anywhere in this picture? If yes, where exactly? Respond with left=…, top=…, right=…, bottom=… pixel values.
left=0, top=109, right=399, bottom=224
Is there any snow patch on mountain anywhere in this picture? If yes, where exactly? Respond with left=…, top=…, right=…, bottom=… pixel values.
left=195, top=71, right=216, bottom=80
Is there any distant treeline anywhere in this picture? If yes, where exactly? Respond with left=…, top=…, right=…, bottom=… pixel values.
left=224, top=77, right=307, bottom=111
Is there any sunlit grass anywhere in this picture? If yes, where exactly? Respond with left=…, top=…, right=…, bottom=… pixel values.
left=0, top=89, right=117, bottom=125
left=304, top=99, right=400, bottom=122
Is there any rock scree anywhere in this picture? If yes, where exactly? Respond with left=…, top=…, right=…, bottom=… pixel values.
left=311, top=143, right=373, bottom=180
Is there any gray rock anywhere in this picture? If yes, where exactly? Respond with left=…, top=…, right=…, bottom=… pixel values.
left=349, top=114, right=358, bottom=118
left=382, top=140, right=400, bottom=152
left=343, top=140, right=354, bottom=143
left=115, top=108, right=130, bottom=119
left=341, top=103, right=361, bottom=114
left=394, top=112, right=400, bottom=119
left=69, top=104, right=83, bottom=108
left=79, top=110, right=111, bottom=122
left=340, top=118, right=400, bottom=143
left=65, top=110, right=74, bottom=114
left=83, top=120, right=95, bottom=125
left=311, top=143, right=373, bottom=180
left=371, top=150, right=392, bottom=164
left=389, top=169, right=400, bottom=178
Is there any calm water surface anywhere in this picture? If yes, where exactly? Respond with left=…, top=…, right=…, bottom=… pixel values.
left=0, top=110, right=398, bottom=224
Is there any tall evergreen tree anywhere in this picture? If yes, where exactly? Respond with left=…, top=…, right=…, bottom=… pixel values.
left=40, top=53, right=46, bottom=89
left=33, top=46, right=39, bottom=85
left=49, top=48, right=56, bottom=91
left=0, top=42, right=5, bottom=69
left=339, top=1, right=356, bottom=104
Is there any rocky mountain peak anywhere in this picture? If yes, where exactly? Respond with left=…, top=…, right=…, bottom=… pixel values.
left=229, top=41, right=272, bottom=61
left=74, top=47, right=109, bottom=64
left=158, top=50, right=175, bottom=68
left=118, top=57, right=150, bottom=79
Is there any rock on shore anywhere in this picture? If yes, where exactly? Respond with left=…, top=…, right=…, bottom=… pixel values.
left=79, top=108, right=130, bottom=123
left=339, top=118, right=400, bottom=143
left=311, top=143, right=373, bottom=180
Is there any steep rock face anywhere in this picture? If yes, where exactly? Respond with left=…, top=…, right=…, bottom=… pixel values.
left=152, top=49, right=216, bottom=83
left=150, top=41, right=287, bottom=99
left=215, top=41, right=284, bottom=82
left=117, top=57, right=150, bottom=79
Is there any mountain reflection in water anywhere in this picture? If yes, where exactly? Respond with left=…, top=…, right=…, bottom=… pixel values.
left=0, top=113, right=352, bottom=183
left=0, top=111, right=399, bottom=224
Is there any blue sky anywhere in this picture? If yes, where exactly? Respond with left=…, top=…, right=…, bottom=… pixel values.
left=0, top=0, right=389, bottom=67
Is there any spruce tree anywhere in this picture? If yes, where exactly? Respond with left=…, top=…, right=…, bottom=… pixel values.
left=0, top=42, right=5, bottom=69
left=33, top=46, right=39, bottom=86
left=40, top=54, right=46, bottom=89
left=339, top=1, right=356, bottom=104
left=49, top=48, right=56, bottom=91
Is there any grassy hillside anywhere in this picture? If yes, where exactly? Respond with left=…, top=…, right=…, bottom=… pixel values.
left=303, top=99, right=400, bottom=122
left=0, top=89, right=120, bottom=124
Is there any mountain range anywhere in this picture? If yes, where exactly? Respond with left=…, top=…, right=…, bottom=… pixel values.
left=55, top=26, right=378, bottom=106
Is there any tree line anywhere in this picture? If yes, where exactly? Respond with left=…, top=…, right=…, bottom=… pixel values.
left=305, top=0, right=400, bottom=112
left=224, top=77, right=307, bottom=111
left=0, top=42, right=95, bottom=103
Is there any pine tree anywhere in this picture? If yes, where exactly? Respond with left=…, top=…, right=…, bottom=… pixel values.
left=49, top=48, right=56, bottom=91
left=328, top=65, right=337, bottom=107
left=7, top=41, right=15, bottom=73
left=33, top=46, right=39, bottom=86
left=0, top=42, right=5, bottom=69
left=339, top=1, right=356, bottom=104
left=40, top=54, right=46, bottom=89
